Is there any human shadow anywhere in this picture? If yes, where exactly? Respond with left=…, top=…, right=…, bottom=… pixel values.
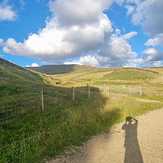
left=122, top=116, right=144, bottom=163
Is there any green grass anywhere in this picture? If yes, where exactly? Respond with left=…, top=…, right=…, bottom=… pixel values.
left=1, top=83, right=163, bottom=163
left=1, top=58, right=163, bottom=163
left=103, top=69, right=157, bottom=81
left=0, top=59, right=41, bottom=84
left=107, top=95, right=163, bottom=118
left=0, top=86, right=122, bottom=163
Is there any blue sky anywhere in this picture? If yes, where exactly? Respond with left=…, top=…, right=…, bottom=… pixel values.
left=108, top=3, right=148, bottom=54
left=0, top=0, right=163, bottom=67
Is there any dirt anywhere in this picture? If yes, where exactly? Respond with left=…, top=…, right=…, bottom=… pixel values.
left=48, top=108, right=163, bottom=163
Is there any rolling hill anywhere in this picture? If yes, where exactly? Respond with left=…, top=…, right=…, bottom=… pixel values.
left=1, top=58, right=163, bottom=163
left=0, top=58, right=42, bottom=85
left=30, top=64, right=161, bottom=86
left=29, top=64, right=98, bottom=75
left=0, top=58, right=111, bottom=163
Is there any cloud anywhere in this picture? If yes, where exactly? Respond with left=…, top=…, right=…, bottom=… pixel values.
left=115, top=0, right=163, bottom=67
left=65, top=31, right=138, bottom=67
left=65, top=55, right=100, bottom=66
left=122, top=31, right=138, bottom=40
left=2, top=0, right=113, bottom=59
left=145, top=34, right=163, bottom=47
left=98, top=32, right=137, bottom=66
left=26, top=63, right=39, bottom=67
left=117, top=0, right=163, bottom=36
left=3, top=15, right=113, bottom=59
left=49, top=0, right=113, bottom=26
left=0, top=39, right=4, bottom=46
left=151, top=61, right=163, bottom=67
left=143, top=48, right=163, bottom=62
left=2, top=0, right=138, bottom=67
left=0, top=4, right=16, bottom=21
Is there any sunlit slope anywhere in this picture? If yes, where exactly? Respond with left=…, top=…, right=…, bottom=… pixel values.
left=1, top=60, right=163, bottom=163
left=0, top=58, right=43, bottom=113
left=0, top=58, right=42, bottom=84
left=32, top=65, right=160, bottom=86
left=103, top=68, right=157, bottom=80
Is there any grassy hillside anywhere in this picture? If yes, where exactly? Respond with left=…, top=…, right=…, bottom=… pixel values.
left=29, top=64, right=99, bottom=75
left=103, top=68, right=157, bottom=80
left=38, top=66, right=160, bottom=86
left=1, top=60, right=163, bottom=163
left=0, top=60, right=120, bottom=163
left=0, top=59, right=41, bottom=84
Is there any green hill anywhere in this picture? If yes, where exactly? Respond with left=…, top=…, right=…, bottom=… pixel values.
left=103, top=68, right=158, bottom=81
left=0, top=59, right=112, bottom=163
left=1, top=59, right=163, bottom=163
left=0, top=58, right=41, bottom=84
left=36, top=65, right=159, bottom=86
left=0, top=58, right=43, bottom=106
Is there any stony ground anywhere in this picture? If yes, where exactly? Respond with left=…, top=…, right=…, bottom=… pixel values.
left=48, top=108, right=163, bottom=163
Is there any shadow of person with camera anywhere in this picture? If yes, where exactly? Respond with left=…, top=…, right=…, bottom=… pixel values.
left=122, top=116, right=144, bottom=163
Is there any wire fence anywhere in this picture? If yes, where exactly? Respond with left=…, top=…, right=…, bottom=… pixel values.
left=1, top=84, right=162, bottom=125
left=0, top=84, right=103, bottom=127
left=0, top=85, right=100, bottom=163
left=1, top=84, right=163, bottom=162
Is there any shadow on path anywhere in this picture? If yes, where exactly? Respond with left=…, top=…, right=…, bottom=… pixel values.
left=122, top=117, right=144, bottom=163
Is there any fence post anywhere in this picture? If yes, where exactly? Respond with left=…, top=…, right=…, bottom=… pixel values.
left=87, top=84, right=91, bottom=98
left=72, top=87, right=75, bottom=101
left=41, top=87, right=44, bottom=112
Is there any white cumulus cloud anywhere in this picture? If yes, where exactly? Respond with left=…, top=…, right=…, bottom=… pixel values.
left=117, top=0, right=163, bottom=36
left=0, top=4, right=16, bottom=21
left=50, top=0, right=113, bottom=26
left=26, top=63, right=39, bottom=67
left=2, top=0, right=113, bottom=61
left=143, top=48, right=163, bottom=62
left=2, top=0, right=139, bottom=67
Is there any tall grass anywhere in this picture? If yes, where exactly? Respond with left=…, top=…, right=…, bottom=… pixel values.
left=0, top=85, right=121, bottom=163
left=1, top=64, right=163, bottom=163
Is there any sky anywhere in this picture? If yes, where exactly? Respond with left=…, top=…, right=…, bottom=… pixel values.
left=0, top=0, right=163, bottom=67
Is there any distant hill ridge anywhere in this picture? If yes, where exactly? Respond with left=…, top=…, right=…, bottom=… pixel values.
left=29, top=64, right=97, bottom=75
left=29, top=63, right=160, bottom=76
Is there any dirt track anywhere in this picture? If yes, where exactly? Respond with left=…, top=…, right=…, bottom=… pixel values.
left=48, top=108, right=163, bottom=163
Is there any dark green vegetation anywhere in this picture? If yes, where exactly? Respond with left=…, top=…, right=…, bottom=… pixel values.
left=0, top=59, right=121, bottom=163
left=29, top=64, right=98, bottom=75
left=1, top=59, right=163, bottom=163
left=1, top=86, right=121, bottom=163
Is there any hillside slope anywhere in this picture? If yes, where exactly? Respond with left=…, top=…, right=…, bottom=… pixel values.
left=0, top=58, right=112, bottom=163
left=29, top=64, right=100, bottom=75
left=1, top=60, right=163, bottom=163
left=32, top=65, right=160, bottom=86
left=0, top=58, right=41, bottom=84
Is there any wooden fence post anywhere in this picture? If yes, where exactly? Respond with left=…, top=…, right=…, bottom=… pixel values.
left=87, top=84, right=91, bottom=98
left=72, top=87, right=75, bottom=101
left=108, top=86, right=110, bottom=97
left=41, top=87, right=44, bottom=112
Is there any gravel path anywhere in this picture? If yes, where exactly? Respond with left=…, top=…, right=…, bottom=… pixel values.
left=48, top=108, right=163, bottom=163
